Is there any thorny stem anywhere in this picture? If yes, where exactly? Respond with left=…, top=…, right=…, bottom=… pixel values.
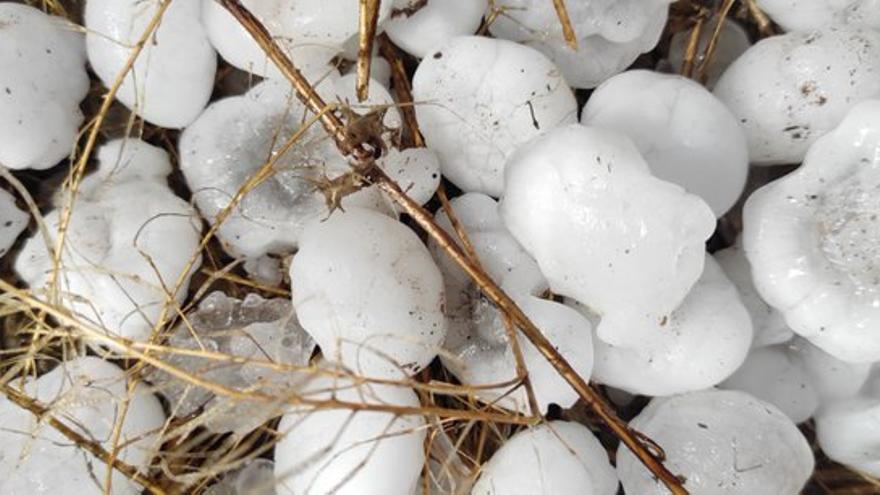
left=551, top=0, right=579, bottom=50
left=219, top=1, right=687, bottom=492
left=356, top=0, right=382, bottom=101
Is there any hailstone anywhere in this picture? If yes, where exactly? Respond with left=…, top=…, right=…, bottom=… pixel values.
left=0, top=188, right=27, bottom=259
left=0, top=3, right=89, bottom=170
left=85, top=0, right=217, bottom=128
left=714, top=27, right=880, bottom=165
left=384, top=0, right=486, bottom=59
left=756, top=0, right=880, bottom=32
left=412, top=35, right=577, bottom=196
left=743, top=99, right=880, bottom=363
left=14, top=139, right=202, bottom=342
left=816, top=391, right=880, bottom=477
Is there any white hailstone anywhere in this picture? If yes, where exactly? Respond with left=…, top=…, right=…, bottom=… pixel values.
left=383, top=0, right=485, bottom=59
left=714, top=27, right=880, bottom=165
left=743, top=100, right=880, bottom=363
left=617, top=390, right=814, bottom=495
left=0, top=189, right=27, bottom=259
left=756, top=0, right=880, bottom=32
left=151, top=291, right=315, bottom=435
left=500, top=124, right=716, bottom=348
left=472, top=421, right=618, bottom=495
left=0, top=4, right=89, bottom=170
left=715, top=243, right=794, bottom=348
left=180, top=75, right=393, bottom=259
left=274, top=373, right=425, bottom=495
left=583, top=255, right=752, bottom=397
left=0, top=356, right=165, bottom=495
left=582, top=70, right=749, bottom=217
left=378, top=147, right=441, bottom=208
left=14, top=139, right=201, bottom=342
left=489, top=0, right=672, bottom=88
left=667, top=17, right=751, bottom=89
left=202, top=0, right=392, bottom=79
left=792, top=336, right=871, bottom=401
left=816, top=396, right=880, bottom=477
left=86, top=0, right=216, bottom=128
left=432, top=193, right=594, bottom=412
left=412, top=36, right=578, bottom=196
left=291, top=208, right=446, bottom=378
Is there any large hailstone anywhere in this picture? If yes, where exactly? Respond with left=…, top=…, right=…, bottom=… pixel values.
left=432, top=193, right=594, bottom=412
left=743, top=100, right=880, bottom=363
left=15, top=139, right=202, bottom=342
left=489, top=0, right=672, bottom=88
left=291, top=208, right=446, bottom=378
left=472, top=421, right=618, bottom=495
left=274, top=372, right=425, bottom=495
left=0, top=189, right=28, bottom=259
left=756, top=0, right=880, bottom=32
left=384, top=0, right=485, bottom=59
left=500, top=124, right=716, bottom=348
left=202, top=0, right=392, bottom=78
left=714, top=27, right=880, bottom=165
left=617, top=390, right=814, bottom=495
left=582, top=70, right=749, bottom=217
left=583, top=255, right=752, bottom=397
left=0, top=356, right=165, bottom=495
left=0, top=3, right=89, bottom=170
left=412, top=36, right=577, bottom=196
left=86, top=0, right=216, bottom=128
left=180, top=74, right=397, bottom=259
left=667, top=17, right=751, bottom=89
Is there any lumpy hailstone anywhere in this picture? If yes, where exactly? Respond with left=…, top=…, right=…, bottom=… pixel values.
left=714, top=27, right=880, bottom=165
left=500, top=124, right=716, bottom=348
left=0, top=189, right=27, bottom=259
left=14, top=139, right=202, bottom=342
left=432, top=193, right=593, bottom=412
left=489, top=0, right=672, bottom=88
left=743, top=100, right=880, bottom=363
left=756, top=0, right=880, bottom=31
left=0, top=356, right=165, bottom=495
left=412, top=35, right=577, bottom=196
left=586, top=255, right=752, bottom=397
left=582, top=70, right=749, bottom=217
left=275, top=373, right=425, bottom=495
left=291, top=208, right=446, bottom=378
left=86, top=0, right=216, bottom=128
left=617, top=390, right=814, bottom=495
left=816, top=371, right=880, bottom=478
left=0, top=4, right=89, bottom=170
left=384, top=0, right=485, bottom=59
left=472, top=421, right=618, bottom=495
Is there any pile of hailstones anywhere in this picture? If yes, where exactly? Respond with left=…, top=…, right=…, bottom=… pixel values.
left=2, top=0, right=880, bottom=493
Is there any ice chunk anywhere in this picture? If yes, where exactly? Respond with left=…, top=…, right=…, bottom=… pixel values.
left=412, top=36, right=577, bottom=196
left=0, top=4, right=89, bottom=170
left=384, top=0, right=485, bottom=59
left=756, top=0, right=880, bottom=32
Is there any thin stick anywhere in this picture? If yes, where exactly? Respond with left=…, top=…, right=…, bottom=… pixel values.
left=744, top=0, right=775, bottom=38
left=551, top=0, right=578, bottom=50
left=696, top=0, right=736, bottom=84
left=357, top=0, right=382, bottom=101
left=680, top=16, right=705, bottom=78
left=377, top=34, right=425, bottom=148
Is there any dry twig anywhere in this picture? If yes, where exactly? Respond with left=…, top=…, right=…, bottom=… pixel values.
left=357, top=0, right=383, bottom=101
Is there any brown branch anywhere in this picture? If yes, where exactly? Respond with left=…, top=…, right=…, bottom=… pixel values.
left=357, top=0, right=382, bottom=101
left=377, top=34, right=425, bottom=148
left=696, top=0, right=736, bottom=84
left=744, top=0, right=776, bottom=38
left=552, top=0, right=578, bottom=50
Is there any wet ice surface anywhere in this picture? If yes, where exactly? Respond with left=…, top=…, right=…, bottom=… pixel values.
left=151, top=291, right=315, bottom=435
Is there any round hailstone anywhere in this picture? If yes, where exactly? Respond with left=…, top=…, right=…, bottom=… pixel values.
left=472, top=421, right=618, bottom=495
left=179, top=74, right=394, bottom=259
left=667, top=16, right=751, bottom=89
left=412, top=36, right=577, bottom=196
left=202, top=0, right=392, bottom=78
left=617, top=390, right=814, bottom=495
left=816, top=395, right=880, bottom=477
left=275, top=372, right=425, bottom=495
left=489, top=0, right=672, bottom=88
left=584, top=255, right=752, bottom=397
left=378, top=147, right=441, bottom=209
left=756, top=0, right=880, bottom=32
left=0, top=4, right=89, bottom=170
left=0, top=189, right=28, bottom=259
left=14, top=139, right=202, bottom=342
left=582, top=70, right=749, bottom=217
left=384, top=0, right=485, bottom=58
left=714, top=27, right=880, bottom=165
left=86, top=0, right=216, bottom=128
left=743, top=100, right=880, bottom=363
left=715, top=242, right=794, bottom=348
left=431, top=193, right=593, bottom=412
left=0, top=356, right=165, bottom=495
left=290, top=208, right=446, bottom=378
left=500, top=123, right=716, bottom=348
